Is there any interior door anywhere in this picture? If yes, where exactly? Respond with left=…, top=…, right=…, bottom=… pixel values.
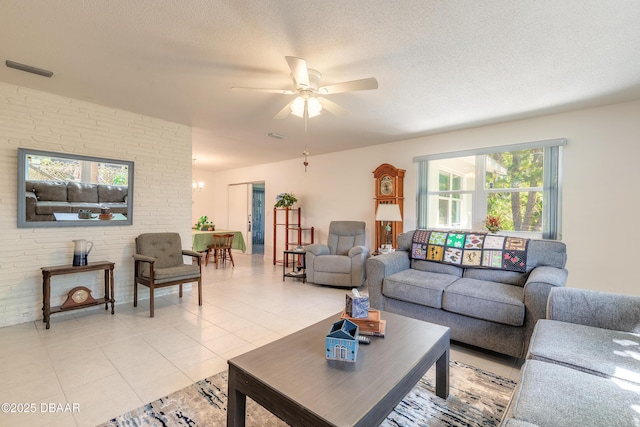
left=228, top=184, right=252, bottom=254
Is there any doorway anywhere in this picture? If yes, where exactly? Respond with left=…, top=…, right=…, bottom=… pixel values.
left=228, top=182, right=265, bottom=255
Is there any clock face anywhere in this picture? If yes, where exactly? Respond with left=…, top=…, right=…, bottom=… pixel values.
left=380, top=176, right=393, bottom=195
left=72, top=289, right=89, bottom=303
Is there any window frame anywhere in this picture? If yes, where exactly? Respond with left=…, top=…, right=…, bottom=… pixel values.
left=415, top=138, right=565, bottom=239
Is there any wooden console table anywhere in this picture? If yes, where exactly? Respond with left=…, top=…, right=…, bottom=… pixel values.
left=41, top=261, right=115, bottom=329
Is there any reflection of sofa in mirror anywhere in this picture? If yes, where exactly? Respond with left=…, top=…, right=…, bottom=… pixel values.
left=25, top=180, right=128, bottom=221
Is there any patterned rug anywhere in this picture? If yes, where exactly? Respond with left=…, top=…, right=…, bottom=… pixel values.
left=100, top=360, right=516, bottom=426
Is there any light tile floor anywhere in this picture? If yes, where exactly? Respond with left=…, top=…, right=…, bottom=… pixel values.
left=0, top=253, right=522, bottom=427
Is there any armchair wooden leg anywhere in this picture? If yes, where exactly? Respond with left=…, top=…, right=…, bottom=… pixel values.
left=149, top=285, right=154, bottom=318
left=198, top=279, right=202, bottom=306
left=179, top=284, right=183, bottom=298
left=134, top=281, right=138, bottom=307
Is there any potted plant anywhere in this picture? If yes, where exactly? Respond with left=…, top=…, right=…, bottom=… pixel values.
left=195, top=215, right=214, bottom=231
left=483, top=215, right=502, bottom=234
left=274, top=192, right=297, bottom=208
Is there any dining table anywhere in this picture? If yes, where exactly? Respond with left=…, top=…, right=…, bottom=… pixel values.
left=191, top=229, right=246, bottom=253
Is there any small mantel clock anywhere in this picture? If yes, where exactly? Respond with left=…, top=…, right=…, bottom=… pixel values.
left=373, top=163, right=405, bottom=250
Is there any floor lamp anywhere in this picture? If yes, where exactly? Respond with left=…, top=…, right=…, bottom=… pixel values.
left=375, top=204, right=402, bottom=251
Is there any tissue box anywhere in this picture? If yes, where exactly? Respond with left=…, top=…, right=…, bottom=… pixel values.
left=345, top=292, right=369, bottom=318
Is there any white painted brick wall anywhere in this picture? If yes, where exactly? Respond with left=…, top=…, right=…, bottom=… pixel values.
left=0, top=82, right=193, bottom=327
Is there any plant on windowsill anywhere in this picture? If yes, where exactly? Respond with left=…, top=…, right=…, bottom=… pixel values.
left=483, top=215, right=502, bottom=234
left=274, top=192, right=297, bottom=209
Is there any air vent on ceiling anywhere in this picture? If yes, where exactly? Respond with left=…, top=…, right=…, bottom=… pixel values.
left=5, top=60, right=53, bottom=78
left=265, top=132, right=288, bottom=140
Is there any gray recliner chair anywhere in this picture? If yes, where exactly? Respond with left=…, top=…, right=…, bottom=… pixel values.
left=305, top=221, right=370, bottom=287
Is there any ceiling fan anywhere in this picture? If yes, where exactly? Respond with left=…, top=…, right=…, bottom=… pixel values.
left=232, top=56, right=378, bottom=119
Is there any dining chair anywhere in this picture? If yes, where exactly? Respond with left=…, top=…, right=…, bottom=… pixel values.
left=206, top=233, right=235, bottom=268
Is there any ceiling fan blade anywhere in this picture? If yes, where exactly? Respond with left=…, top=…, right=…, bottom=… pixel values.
left=318, top=98, right=349, bottom=116
left=232, top=86, right=295, bottom=95
left=274, top=100, right=294, bottom=119
left=285, top=56, right=310, bottom=89
left=319, top=77, right=378, bottom=95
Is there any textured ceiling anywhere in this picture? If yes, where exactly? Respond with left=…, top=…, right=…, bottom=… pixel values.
left=2, top=1, right=640, bottom=171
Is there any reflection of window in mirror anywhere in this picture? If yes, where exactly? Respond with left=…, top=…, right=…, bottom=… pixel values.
left=18, top=148, right=134, bottom=228
left=26, top=154, right=129, bottom=185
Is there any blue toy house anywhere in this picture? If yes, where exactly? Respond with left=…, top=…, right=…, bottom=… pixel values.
left=326, top=319, right=359, bottom=362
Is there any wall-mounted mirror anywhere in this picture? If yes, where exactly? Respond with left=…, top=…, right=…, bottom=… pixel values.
left=17, top=148, right=134, bottom=228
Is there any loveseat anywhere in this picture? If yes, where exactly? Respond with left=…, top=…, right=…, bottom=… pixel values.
left=501, top=287, right=640, bottom=426
left=365, top=229, right=568, bottom=358
left=25, top=180, right=128, bottom=221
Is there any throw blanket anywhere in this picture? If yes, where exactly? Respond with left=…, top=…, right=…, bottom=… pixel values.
left=411, top=230, right=529, bottom=273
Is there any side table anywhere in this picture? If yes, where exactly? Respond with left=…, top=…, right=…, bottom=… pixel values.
left=282, top=250, right=306, bottom=283
left=41, top=261, right=115, bottom=329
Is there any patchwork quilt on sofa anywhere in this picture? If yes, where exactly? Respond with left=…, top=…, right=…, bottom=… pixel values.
left=411, top=230, right=529, bottom=272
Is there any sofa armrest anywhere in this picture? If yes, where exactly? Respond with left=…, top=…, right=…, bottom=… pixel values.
left=182, top=249, right=202, bottom=258
left=183, top=249, right=203, bottom=266
left=133, top=254, right=156, bottom=264
left=365, top=251, right=411, bottom=310
left=305, top=244, right=330, bottom=256
left=348, top=245, right=369, bottom=258
left=520, top=266, right=568, bottom=356
left=547, top=287, right=640, bottom=333
left=526, top=266, right=568, bottom=288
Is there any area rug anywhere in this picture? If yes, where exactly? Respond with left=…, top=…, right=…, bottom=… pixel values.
left=100, top=360, right=516, bottom=427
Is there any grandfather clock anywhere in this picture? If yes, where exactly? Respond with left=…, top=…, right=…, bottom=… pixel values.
left=373, top=163, right=405, bottom=250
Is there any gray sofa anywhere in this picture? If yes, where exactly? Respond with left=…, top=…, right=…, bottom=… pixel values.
left=25, top=180, right=128, bottom=221
left=365, top=230, right=568, bottom=358
left=502, top=287, right=640, bottom=426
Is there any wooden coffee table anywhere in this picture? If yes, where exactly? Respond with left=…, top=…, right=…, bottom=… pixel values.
left=227, top=310, right=450, bottom=427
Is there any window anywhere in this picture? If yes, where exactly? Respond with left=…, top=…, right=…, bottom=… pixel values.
left=438, top=170, right=463, bottom=227
left=25, top=153, right=129, bottom=185
left=416, top=139, right=565, bottom=239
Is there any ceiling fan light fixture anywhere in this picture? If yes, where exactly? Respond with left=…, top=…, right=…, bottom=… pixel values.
left=291, top=96, right=322, bottom=118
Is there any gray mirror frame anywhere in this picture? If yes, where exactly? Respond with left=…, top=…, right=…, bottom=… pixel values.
left=17, top=148, right=134, bottom=228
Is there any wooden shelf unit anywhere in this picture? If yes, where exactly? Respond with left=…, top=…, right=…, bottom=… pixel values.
left=273, top=207, right=314, bottom=265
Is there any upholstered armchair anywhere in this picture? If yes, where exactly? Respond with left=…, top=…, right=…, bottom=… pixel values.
left=305, top=221, right=369, bottom=287
left=133, top=232, right=202, bottom=317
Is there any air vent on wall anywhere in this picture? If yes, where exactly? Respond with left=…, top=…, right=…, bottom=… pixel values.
left=5, top=60, right=53, bottom=78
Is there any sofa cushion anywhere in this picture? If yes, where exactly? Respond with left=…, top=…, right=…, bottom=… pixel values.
left=98, top=185, right=127, bottom=203
left=382, top=269, right=459, bottom=309
left=511, top=360, right=640, bottom=427
left=442, top=278, right=525, bottom=326
left=463, top=268, right=527, bottom=287
left=315, top=255, right=351, bottom=274
left=525, top=239, right=567, bottom=269
left=28, top=180, right=68, bottom=201
left=35, top=202, right=71, bottom=215
left=143, top=265, right=200, bottom=284
left=135, top=233, right=185, bottom=277
left=67, top=182, right=99, bottom=203
left=528, top=319, right=640, bottom=384
left=69, top=203, right=101, bottom=212
left=411, top=259, right=463, bottom=277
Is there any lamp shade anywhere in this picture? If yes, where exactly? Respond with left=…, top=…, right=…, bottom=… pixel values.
left=376, top=204, right=402, bottom=222
left=291, top=96, right=322, bottom=118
